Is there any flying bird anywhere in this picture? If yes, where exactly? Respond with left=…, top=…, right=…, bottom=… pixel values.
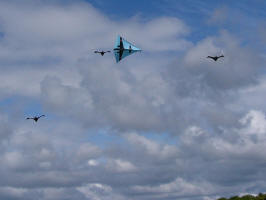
left=94, top=50, right=111, bottom=56
left=26, top=115, right=45, bottom=122
left=207, top=55, right=224, bottom=61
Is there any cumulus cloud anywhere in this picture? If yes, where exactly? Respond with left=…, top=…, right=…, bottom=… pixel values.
left=182, top=31, right=260, bottom=90
left=1, top=110, right=266, bottom=199
left=0, top=186, right=27, bottom=200
left=0, top=0, right=266, bottom=200
left=39, top=29, right=264, bottom=132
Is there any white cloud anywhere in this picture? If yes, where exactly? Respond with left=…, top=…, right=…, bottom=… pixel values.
left=77, top=183, right=124, bottom=200
left=131, top=178, right=213, bottom=199
left=240, top=110, right=266, bottom=136
left=0, top=0, right=265, bottom=200
left=77, top=143, right=102, bottom=160
left=106, top=159, right=137, bottom=172
left=125, top=133, right=178, bottom=159
left=0, top=187, right=27, bottom=198
left=2, top=151, right=26, bottom=170
left=88, top=159, right=98, bottom=167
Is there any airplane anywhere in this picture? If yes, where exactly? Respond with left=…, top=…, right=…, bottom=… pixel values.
left=26, top=115, right=45, bottom=122
left=113, top=36, right=141, bottom=62
left=94, top=50, right=111, bottom=56
left=207, top=55, right=224, bottom=61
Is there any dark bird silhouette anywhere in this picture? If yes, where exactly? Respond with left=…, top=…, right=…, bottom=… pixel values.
left=207, top=55, right=224, bottom=61
left=26, top=115, right=45, bottom=122
left=94, top=50, right=111, bottom=56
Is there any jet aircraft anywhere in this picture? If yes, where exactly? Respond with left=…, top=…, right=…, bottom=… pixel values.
left=207, top=55, right=224, bottom=61
left=94, top=50, right=111, bottom=56
left=113, top=36, right=141, bottom=62
left=26, top=115, right=45, bottom=122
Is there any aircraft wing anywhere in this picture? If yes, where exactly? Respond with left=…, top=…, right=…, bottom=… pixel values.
left=121, top=37, right=141, bottom=51
left=114, top=36, right=121, bottom=49
left=114, top=50, right=123, bottom=62
left=114, top=49, right=141, bottom=62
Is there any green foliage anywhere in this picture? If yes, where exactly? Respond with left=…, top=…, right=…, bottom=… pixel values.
left=229, top=196, right=240, bottom=200
left=240, top=195, right=256, bottom=200
left=217, top=193, right=266, bottom=200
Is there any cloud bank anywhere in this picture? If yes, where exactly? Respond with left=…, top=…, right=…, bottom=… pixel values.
left=0, top=0, right=265, bottom=200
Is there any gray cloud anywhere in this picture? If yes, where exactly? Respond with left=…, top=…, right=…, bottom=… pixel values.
left=1, top=110, right=266, bottom=199
left=0, top=0, right=266, bottom=200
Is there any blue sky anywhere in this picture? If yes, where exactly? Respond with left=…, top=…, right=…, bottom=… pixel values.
left=88, top=0, right=266, bottom=44
left=0, top=0, right=266, bottom=200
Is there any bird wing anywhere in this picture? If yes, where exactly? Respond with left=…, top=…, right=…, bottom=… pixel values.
left=39, top=115, right=45, bottom=118
left=94, top=51, right=99, bottom=53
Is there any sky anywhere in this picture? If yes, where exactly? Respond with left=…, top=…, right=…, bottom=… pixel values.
left=0, top=0, right=266, bottom=199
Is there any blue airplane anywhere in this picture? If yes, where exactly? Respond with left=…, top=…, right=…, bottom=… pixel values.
left=113, top=36, right=141, bottom=62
